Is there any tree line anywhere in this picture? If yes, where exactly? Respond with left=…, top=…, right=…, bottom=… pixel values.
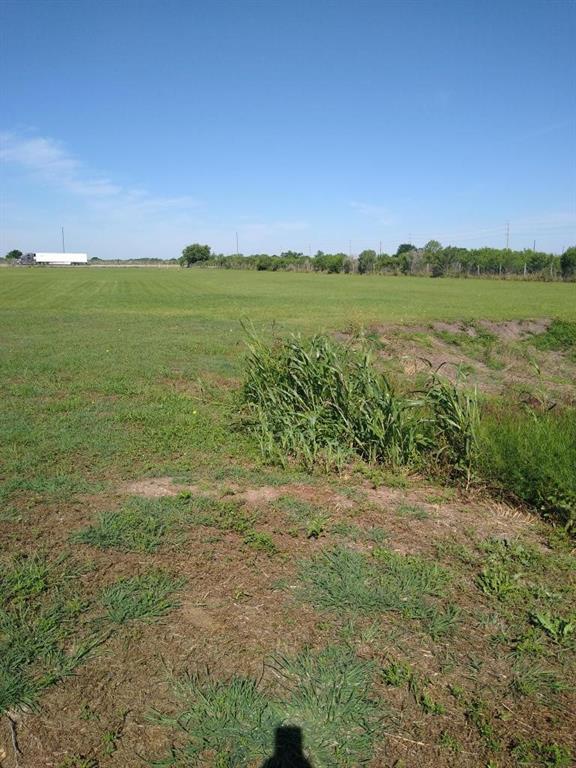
left=5, top=243, right=575, bottom=279
left=179, top=242, right=576, bottom=280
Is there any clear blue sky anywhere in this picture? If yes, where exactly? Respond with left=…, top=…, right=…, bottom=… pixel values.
left=1, top=0, right=575, bottom=259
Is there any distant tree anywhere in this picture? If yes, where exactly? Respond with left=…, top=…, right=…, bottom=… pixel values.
left=4, top=249, right=22, bottom=261
left=560, top=246, right=576, bottom=279
left=314, top=252, right=345, bottom=273
left=342, top=256, right=356, bottom=274
left=357, top=249, right=377, bottom=274
left=423, top=240, right=446, bottom=277
left=396, top=243, right=416, bottom=257
left=526, top=251, right=549, bottom=274
left=179, top=243, right=211, bottom=267
left=328, top=253, right=346, bottom=273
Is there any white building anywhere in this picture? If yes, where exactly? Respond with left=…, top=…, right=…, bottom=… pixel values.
left=34, top=252, right=88, bottom=265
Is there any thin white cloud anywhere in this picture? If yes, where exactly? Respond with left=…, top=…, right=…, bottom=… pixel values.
left=0, top=131, right=199, bottom=216
left=350, top=201, right=394, bottom=226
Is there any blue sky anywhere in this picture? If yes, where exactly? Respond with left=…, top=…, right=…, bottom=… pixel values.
left=1, top=0, right=575, bottom=259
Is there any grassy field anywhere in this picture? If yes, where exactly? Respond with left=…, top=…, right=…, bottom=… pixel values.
left=1, top=268, right=575, bottom=768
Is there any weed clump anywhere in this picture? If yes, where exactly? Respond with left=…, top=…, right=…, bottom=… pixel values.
left=153, top=646, right=383, bottom=767
left=242, top=332, right=478, bottom=480
left=529, top=319, right=576, bottom=354
left=73, top=497, right=180, bottom=552
left=101, top=570, right=185, bottom=624
left=0, top=554, right=99, bottom=714
left=297, top=546, right=456, bottom=636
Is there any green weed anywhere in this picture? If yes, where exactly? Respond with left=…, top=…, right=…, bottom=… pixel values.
left=465, top=698, right=499, bottom=751
left=529, top=320, right=576, bottom=353
left=73, top=497, right=187, bottom=552
left=101, top=571, right=184, bottom=624
left=439, top=730, right=461, bottom=753
left=396, top=503, right=429, bottom=520
left=270, top=646, right=382, bottom=765
left=193, top=498, right=255, bottom=534
left=530, top=612, right=575, bottom=643
left=243, top=530, right=278, bottom=555
left=478, top=407, right=576, bottom=529
left=297, top=546, right=451, bottom=632
left=478, top=563, right=519, bottom=599
left=153, top=646, right=383, bottom=767
left=381, top=659, right=444, bottom=714
left=510, top=662, right=569, bottom=698
left=512, top=738, right=573, bottom=767
left=0, top=553, right=100, bottom=714
left=305, top=514, right=330, bottom=539
left=381, top=660, right=413, bottom=687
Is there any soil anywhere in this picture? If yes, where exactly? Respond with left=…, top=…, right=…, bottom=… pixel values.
left=361, top=318, right=576, bottom=405
left=3, top=470, right=572, bottom=768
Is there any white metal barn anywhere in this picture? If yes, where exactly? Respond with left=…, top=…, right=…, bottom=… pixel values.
left=34, top=252, right=88, bottom=265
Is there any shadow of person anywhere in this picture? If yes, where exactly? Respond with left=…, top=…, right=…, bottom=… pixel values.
left=260, top=726, right=313, bottom=768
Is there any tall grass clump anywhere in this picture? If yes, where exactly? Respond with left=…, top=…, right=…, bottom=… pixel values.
left=478, top=407, right=576, bottom=530
left=243, top=332, right=421, bottom=469
left=242, top=331, right=478, bottom=479
left=424, top=372, right=479, bottom=484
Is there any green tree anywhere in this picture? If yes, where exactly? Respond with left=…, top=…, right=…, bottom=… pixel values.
left=396, top=243, right=416, bottom=256
left=423, top=240, right=445, bottom=277
left=179, top=243, right=211, bottom=267
left=560, top=246, right=576, bottom=279
left=357, top=249, right=377, bottom=274
left=326, top=253, right=346, bottom=273
left=4, top=249, right=22, bottom=261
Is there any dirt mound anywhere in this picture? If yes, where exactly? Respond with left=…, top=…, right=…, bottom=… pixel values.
left=430, top=318, right=551, bottom=341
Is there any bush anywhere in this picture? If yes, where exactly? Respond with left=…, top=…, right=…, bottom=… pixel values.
left=478, top=407, right=576, bottom=529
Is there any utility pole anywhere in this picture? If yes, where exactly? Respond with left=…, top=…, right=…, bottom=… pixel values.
left=61, top=227, right=65, bottom=253
left=379, top=240, right=382, bottom=258
left=235, top=232, right=239, bottom=257
left=505, top=221, right=510, bottom=250
left=533, top=239, right=536, bottom=252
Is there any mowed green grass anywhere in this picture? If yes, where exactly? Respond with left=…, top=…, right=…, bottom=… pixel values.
left=1, top=267, right=575, bottom=502
left=2, top=267, right=575, bottom=325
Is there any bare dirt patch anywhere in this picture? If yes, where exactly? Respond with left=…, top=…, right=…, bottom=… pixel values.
left=120, top=476, right=194, bottom=497
left=361, top=318, right=576, bottom=404
left=430, top=318, right=551, bottom=341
